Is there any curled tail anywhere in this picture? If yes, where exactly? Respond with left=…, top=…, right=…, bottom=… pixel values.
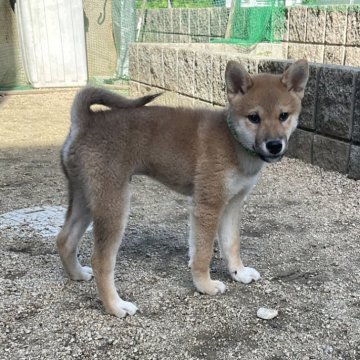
left=71, top=86, right=162, bottom=125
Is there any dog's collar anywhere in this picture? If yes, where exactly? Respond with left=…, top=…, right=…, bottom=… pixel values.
left=226, top=113, right=259, bottom=157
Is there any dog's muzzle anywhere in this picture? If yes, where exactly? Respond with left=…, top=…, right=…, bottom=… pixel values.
left=256, top=138, right=286, bottom=163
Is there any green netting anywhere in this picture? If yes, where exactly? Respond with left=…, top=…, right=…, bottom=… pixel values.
left=211, top=0, right=285, bottom=45
left=112, top=0, right=136, bottom=79
left=136, top=0, right=224, bottom=8
left=135, top=0, right=285, bottom=45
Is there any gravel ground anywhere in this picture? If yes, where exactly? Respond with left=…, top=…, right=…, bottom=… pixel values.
left=0, top=91, right=360, bottom=360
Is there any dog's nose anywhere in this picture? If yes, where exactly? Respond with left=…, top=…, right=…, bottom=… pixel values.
left=266, top=140, right=283, bottom=155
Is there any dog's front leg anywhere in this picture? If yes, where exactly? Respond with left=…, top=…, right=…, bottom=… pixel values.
left=189, top=205, right=226, bottom=295
left=218, top=195, right=260, bottom=284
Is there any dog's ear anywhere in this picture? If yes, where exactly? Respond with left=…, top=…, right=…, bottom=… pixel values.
left=281, top=59, right=309, bottom=99
left=225, top=61, right=253, bottom=102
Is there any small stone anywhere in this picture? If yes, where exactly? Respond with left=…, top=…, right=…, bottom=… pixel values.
left=257, top=307, right=278, bottom=320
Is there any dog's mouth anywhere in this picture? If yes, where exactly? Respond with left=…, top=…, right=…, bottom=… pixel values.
left=258, top=153, right=284, bottom=163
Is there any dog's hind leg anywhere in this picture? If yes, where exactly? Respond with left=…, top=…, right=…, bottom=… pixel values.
left=56, top=184, right=93, bottom=281
left=91, top=183, right=138, bottom=318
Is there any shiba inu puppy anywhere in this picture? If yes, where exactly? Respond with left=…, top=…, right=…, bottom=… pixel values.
left=56, top=59, right=309, bottom=317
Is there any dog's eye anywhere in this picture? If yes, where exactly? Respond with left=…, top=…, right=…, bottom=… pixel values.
left=247, top=114, right=261, bottom=124
left=279, top=112, right=289, bottom=122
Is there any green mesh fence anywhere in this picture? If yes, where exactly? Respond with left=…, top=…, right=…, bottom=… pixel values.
left=211, top=0, right=285, bottom=45
left=135, top=0, right=285, bottom=45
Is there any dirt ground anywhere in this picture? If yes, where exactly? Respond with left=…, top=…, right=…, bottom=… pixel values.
left=0, top=90, right=360, bottom=360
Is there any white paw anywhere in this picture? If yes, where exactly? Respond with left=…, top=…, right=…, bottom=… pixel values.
left=70, top=266, right=93, bottom=281
left=107, top=299, right=138, bottom=318
left=195, top=279, right=226, bottom=295
left=231, top=267, right=260, bottom=284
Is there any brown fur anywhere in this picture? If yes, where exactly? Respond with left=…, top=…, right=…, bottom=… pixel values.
left=56, top=60, right=309, bottom=317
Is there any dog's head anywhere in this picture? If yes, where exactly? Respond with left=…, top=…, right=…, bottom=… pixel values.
left=225, top=60, right=309, bottom=163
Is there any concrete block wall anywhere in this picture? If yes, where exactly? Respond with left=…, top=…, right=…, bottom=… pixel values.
left=286, top=6, right=360, bottom=67
left=129, top=43, right=360, bottom=179
left=138, top=5, right=360, bottom=68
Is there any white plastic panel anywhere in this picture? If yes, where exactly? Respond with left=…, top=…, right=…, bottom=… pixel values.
left=15, top=0, right=87, bottom=88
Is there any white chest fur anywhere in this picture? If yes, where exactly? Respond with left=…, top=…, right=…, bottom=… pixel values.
left=225, top=169, right=260, bottom=202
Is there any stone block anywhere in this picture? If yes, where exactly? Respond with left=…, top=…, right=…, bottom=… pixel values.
left=163, top=34, right=174, bottom=43
left=306, top=7, right=326, bottom=43
left=177, top=49, right=195, bottom=96
left=197, top=8, right=210, bottom=37
left=194, top=52, right=213, bottom=103
left=344, top=46, right=360, bottom=67
left=299, top=64, right=318, bottom=130
left=346, top=8, right=360, bottom=46
left=325, top=9, right=347, bottom=45
left=219, top=7, right=229, bottom=37
left=173, top=34, right=181, bottom=43
left=145, top=10, right=159, bottom=32
left=212, top=54, right=227, bottom=106
left=210, top=8, right=222, bottom=38
left=352, top=72, right=360, bottom=143
left=138, top=83, right=153, bottom=97
left=313, top=135, right=350, bottom=174
left=191, top=36, right=204, bottom=43
left=156, top=91, right=179, bottom=107
left=316, top=66, right=354, bottom=140
left=157, top=33, right=165, bottom=43
left=163, top=47, right=178, bottom=91
left=189, top=9, right=198, bottom=36
left=348, top=145, right=360, bottom=180
left=288, top=43, right=306, bottom=61
left=181, top=8, right=190, bottom=34
left=143, top=32, right=158, bottom=43
left=128, top=81, right=139, bottom=97
left=304, top=44, right=324, bottom=64
left=149, top=46, right=163, bottom=88
left=178, top=35, right=192, bottom=43
left=173, top=9, right=181, bottom=35
left=324, top=45, right=345, bottom=65
left=137, top=45, right=151, bottom=85
left=288, top=7, right=307, bottom=42
left=128, top=44, right=138, bottom=81
left=164, top=9, right=173, bottom=42
left=287, top=129, right=313, bottom=164
left=156, top=9, right=165, bottom=36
